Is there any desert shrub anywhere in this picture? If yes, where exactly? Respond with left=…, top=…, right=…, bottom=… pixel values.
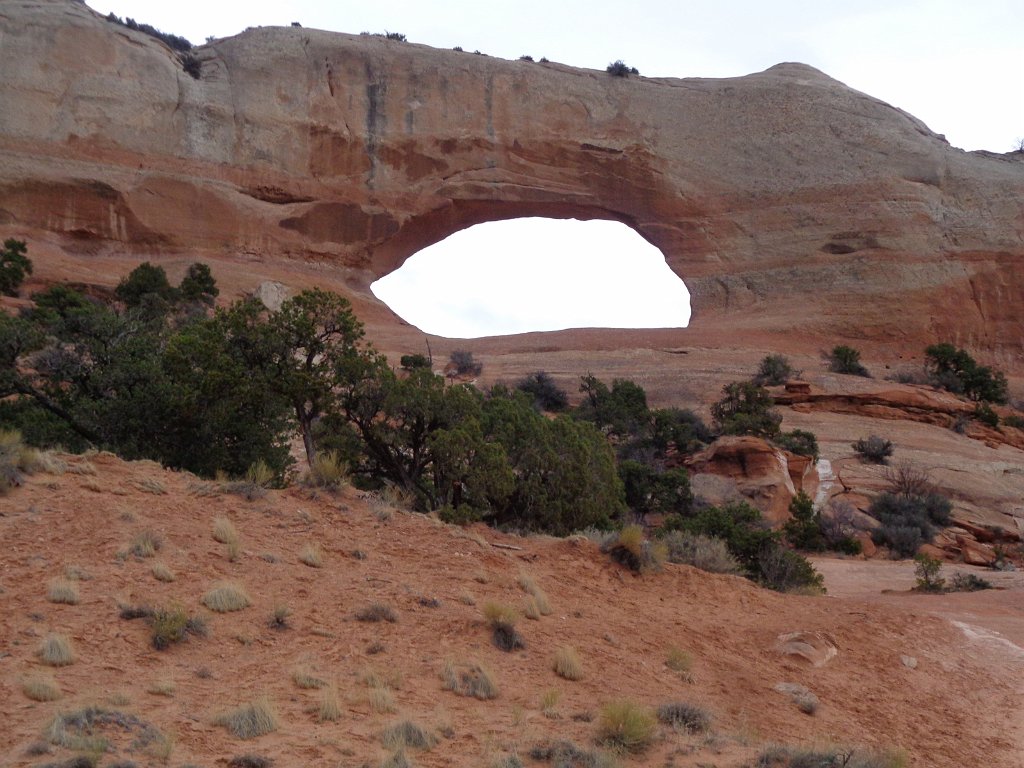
left=299, top=543, right=324, bottom=568
left=596, top=700, right=657, bottom=752
left=754, top=745, right=908, bottom=768
left=517, top=574, right=552, bottom=614
left=853, top=435, right=894, bottom=464
left=665, top=647, right=693, bottom=677
left=754, top=354, right=793, bottom=386
left=924, top=343, right=1008, bottom=403
left=782, top=491, right=826, bottom=552
left=212, top=516, right=239, bottom=545
left=519, top=54, right=534, bottom=61
left=269, top=605, right=291, bottom=630
left=606, top=60, right=639, bottom=76
left=973, top=402, right=999, bottom=427
left=228, top=757, right=273, bottom=768
left=660, top=530, right=741, bottom=574
left=441, top=660, right=499, bottom=699
left=1003, top=414, right=1024, bottom=429
left=381, top=720, right=436, bottom=750
left=39, top=633, right=74, bottom=666
left=355, top=602, right=398, bottom=623
left=482, top=601, right=525, bottom=651
left=317, top=685, right=341, bottom=722
left=711, top=381, right=782, bottom=438
left=448, top=350, right=482, bottom=376
left=0, top=429, right=37, bottom=493
left=603, top=524, right=666, bottom=572
left=618, top=461, right=693, bottom=521
left=181, top=52, right=201, bottom=79
left=756, top=545, right=825, bottom=592
left=827, top=345, right=870, bottom=376
left=47, top=578, right=80, bottom=605
left=384, top=31, right=407, bottom=41
left=776, top=429, right=819, bottom=460
left=115, top=262, right=179, bottom=309
left=0, top=238, right=32, bottom=296
left=529, top=741, right=620, bottom=768
left=552, top=646, right=584, bottom=681
left=151, top=562, right=175, bottom=582
left=663, top=501, right=776, bottom=571
left=883, top=461, right=933, bottom=497
left=151, top=605, right=207, bottom=649
left=214, top=699, right=278, bottom=739
left=104, top=13, right=193, bottom=51
left=400, top=353, right=430, bottom=371
left=656, top=701, right=711, bottom=732
left=202, top=582, right=251, bottom=613
left=869, top=490, right=951, bottom=557
left=179, top=262, right=218, bottom=302
left=515, top=371, right=569, bottom=412
left=913, top=553, right=945, bottom=592
left=950, top=572, right=993, bottom=591
left=22, top=674, right=61, bottom=701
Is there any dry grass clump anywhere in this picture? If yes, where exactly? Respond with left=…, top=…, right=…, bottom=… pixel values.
left=151, top=562, right=176, bottom=582
left=129, top=530, right=163, bottom=558
left=754, top=745, right=908, bottom=768
left=369, top=686, right=398, bottom=714
left=38, top=633, right=75, bottom=666
left=517, top=573, right=552, bottom=615
left=212, top=516, right=239, bottom=545
left=227, top=756, right=273, bottom=768
left=202, top=581, right=251, bottom=613
left=596, top=700, right=657, bottom=753
left=47, top=578, right=80, bottom=605
left=552, top=646, right=584, bottom=681
left=441, top=660, right=499, bottom=699
left=0, top=429, right=53, bottom=493
left=214, top=698, right=279, bottom=739
left=303, top=450, right=348, bottom=489
left=317, top=685, right=342, bottom=722
left=482, top=601, right=525, bottom=652
left=381, top=720, right=436, bottom=751
left=665, top=646, right=694, bottom=680
left=382, top=750, right=414, bottom=768
left=269, top=605, right=291, bottom=630
left=147, top=679, right=176, bottom=697
left=292, top=664, right=327, bottom=690
left=63, top=565, right=91, bottom=581
left=539, top=688, right=561, bottom=718
left=137, top=477, right=167, bottom=495
left=355, top=602, right=398, bottom=623
left=656, top=701, right=711, bottom=733
left=22, top=674, right=62, bottom=701
left=223, top=460, right=273, bottom=501
left=299, top=542, right=324, bottom=568
left=529, top=741, right=619, bottom=768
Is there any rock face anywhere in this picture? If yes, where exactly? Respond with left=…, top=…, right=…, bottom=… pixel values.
left=1, top=1, right=1023, bottom=354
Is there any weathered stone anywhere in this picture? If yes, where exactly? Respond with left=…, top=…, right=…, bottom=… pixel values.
left=1, top=2, right=1022, bottom=355
left=774, top=631, right=838, bottom=667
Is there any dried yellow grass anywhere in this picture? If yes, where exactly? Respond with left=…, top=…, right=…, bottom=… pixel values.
left=369, top=686, right=397, bottom=714
left=151, top=562, right=176, bottom=582
left=213, top=697, right=278, bottom=739
left=22, top=674, right=61, bottom=701
left=318, top=684, right=342, bottom=722
left=201, top=581, right=251, bottom=613
left=212, top=516, right=238, bottom=545
left=147, top=679, right=176, bottom=697
left=38, top=633, right=74, bottom=666
left=299, top=542, right=324, bottom=568
left=47, top=578, right=80, bottom=605
left=552, top=646, right=584, bottom=681
left=292, top=664, right=327, bottom=690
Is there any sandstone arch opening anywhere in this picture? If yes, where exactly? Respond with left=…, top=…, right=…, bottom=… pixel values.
left=370, top=218, right=691, bottom=338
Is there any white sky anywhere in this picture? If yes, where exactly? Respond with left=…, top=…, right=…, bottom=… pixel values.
left=86, top=1, right=1023, bottom=337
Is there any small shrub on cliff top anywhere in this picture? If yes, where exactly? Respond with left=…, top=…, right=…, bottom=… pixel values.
left=754, top=354, right=794, bottom=386
left=827, top=345, right=870, bottom=377
left=853, top=435, right=894, bottom=464
left=606, top=60, right=639, bottom=77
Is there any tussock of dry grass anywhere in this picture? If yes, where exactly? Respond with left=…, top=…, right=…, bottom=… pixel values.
left=38, top=633, right=74, bottom=666
left=202, top=581, right=251, bottom=613
left=381, top=720, right=436, bottom=751
left=129, top=530, right=163, bottom=558
left=214, top=698, right=279, bottom=739
left=540, top=688, right=561, bottom=718
left=369, top=686, right=397, bottom=714
left=212, top=516, right=239, bottom=545
left=517, top=573, right=552, bottom=615
left=596, top=700, right=657, bottom=753
left=552, top=646, right=584, bottom=681
left=147, top=679, right=176, bottom=697
left=441, top=660, right=499, bottom=700
left=151, top=562, right=176, bottom=582
left=47, top=578, right=80, bottom=605
left=482, top=602, right=524, bottom=652
left=292, top=664, right=327, bottom=690
left=355, top=602, right=398, bottom=623
left=22, top=675, right=61, bottom=701
left=657, top=701, right=711, bottom=732
left=299, top=542, right=324, bottom=568
left=317, top=685, right=342, bottom=722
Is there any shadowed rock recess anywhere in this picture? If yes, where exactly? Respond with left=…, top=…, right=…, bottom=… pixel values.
left=1, top=1, right=1023, bottom=352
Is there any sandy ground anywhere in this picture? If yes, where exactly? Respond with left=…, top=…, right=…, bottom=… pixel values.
left=1, top=454, right=1022, bottom=768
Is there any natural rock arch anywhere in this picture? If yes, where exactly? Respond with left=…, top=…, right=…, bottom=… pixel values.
left=1, top=1, right=1023, bottom=356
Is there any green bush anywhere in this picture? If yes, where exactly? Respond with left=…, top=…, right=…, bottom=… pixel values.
left=448, top=350, right=482, bottom=376
left=606, top=60, right=639, bottom=77
left=711, top=381, right=781, bottom=438
left=870, top=491, right=952, bottom=557
left=913, top=553, right=945, bottom=592
left=776, top=429, right=819, bottom=460
left=597, top=700, right=656, bottom=752
left=179, top=262, right=218, bottom=302
left=827, top=345, right=870, bottom=376
left=115, top=261, right=179, bottom=308
left=973, top=402, right=999, bottom=427
left=399, top=353, right=431, bottom=371
left=754, top=354, right=793, bottom=386
left=0, top=239, right=32, bottom=296
left=783, top=491, right=825, bottom=551
left=853, top=435, right=894, bottom=464
left=924, top=342, right=1008, bottom=403
left=660, top=530, right=741, bottom=574
left=515, top=371, right=568, bottom=412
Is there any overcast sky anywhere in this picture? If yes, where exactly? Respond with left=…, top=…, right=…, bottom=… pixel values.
left=86, top=1, right=1023, bottom=337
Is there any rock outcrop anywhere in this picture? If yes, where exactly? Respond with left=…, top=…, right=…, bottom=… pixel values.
left=1, top=1, right=1023, bottom=355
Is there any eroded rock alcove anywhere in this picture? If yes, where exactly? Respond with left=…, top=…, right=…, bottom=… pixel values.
left=1, top=1, right=1022, bottom=355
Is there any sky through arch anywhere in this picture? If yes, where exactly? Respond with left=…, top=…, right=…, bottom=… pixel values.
left=370, top=218, right=691, bottom=339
